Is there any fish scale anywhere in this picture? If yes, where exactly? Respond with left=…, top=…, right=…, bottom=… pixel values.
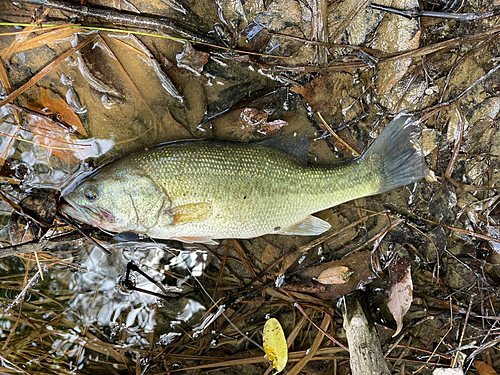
left=61, top=114, right=428, bottom=244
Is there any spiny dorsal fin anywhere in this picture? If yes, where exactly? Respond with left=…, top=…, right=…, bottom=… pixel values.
left=259, top=130, right=309, bottom=163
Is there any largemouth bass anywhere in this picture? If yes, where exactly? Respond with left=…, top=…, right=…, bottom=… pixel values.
left=61, top=114, right=428, bottom=244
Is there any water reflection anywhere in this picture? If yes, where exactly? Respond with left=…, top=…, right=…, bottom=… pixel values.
left=53, top=243, right=207, bottom=349
left=18, top=136, right=115, bottom=188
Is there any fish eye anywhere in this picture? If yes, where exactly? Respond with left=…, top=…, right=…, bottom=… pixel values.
left=83, top=185, right=99, bottom=201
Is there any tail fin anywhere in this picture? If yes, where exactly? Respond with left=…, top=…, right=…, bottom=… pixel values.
left=361, top=113, right=429, bottom=194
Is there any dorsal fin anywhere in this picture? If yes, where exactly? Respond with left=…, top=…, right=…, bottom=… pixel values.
left=259, top=130, right=309, bottom=163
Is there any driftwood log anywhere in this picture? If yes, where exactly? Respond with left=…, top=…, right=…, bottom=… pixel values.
left=343, top=291, right=390, bottom=375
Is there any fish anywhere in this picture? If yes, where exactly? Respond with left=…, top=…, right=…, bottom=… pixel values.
left=61, top=113, right=428, bottom=245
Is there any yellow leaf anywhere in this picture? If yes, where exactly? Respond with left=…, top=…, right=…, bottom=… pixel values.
left=263, top=318, right=288, bottom=373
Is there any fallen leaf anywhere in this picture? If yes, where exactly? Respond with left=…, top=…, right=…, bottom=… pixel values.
left=24, top=87, right=91, bottom=163
left=176, top=41, right=209, bottom=75
left=475, top=360, right=497, bottom=375
left=387, top=249, right=413, bottom=337
left=7, top=189, right=57, bottom=245
left=282, top=251, right=301, bottom=273
left=238, top=107, right=289, bottom=136
left=294, top=250, right=376, bottom=300
left=241, top=22, right=271, bottom=51
left=19, top=189, right=58, bottom=225
left=261, top=244, right=281, bottom=266
left=317, top=266, right=354, bottom=284
left=263, top=317, right=288, bottom=373
left=8, top=213, right=33, bottom=245
left=37, top=87, right=87, bottom=136
left=290, top=72, right=352, bottom=116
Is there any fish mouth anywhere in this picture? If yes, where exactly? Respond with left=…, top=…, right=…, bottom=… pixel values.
left=60, top=197, right=103, bottom=227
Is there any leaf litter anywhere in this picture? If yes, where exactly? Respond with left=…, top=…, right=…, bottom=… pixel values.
left=1, top=0, right=500, bottom=373
left=387, top=248, right=413, bottom=337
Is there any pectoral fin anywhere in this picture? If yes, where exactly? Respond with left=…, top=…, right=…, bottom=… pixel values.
left=278, top=215, right=331, bottom=236
left=169, top=202, right=212, bottom=225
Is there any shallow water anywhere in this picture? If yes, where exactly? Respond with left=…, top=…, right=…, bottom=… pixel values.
left=1, top=0, right=500, bottom=373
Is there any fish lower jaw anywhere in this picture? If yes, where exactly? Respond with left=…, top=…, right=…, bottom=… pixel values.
left=60, top=200, right=101, bottom=227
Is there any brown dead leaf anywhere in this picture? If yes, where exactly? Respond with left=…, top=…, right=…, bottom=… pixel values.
left=262, top=244, right=281, bottom=266
left=317, top=266, right=354, bottom=285
left=282, top=251, right=301, bottom=273
left=291, top=73, right=352, bottom=116
left=475, top=361, right=497, bottom=375
left=8, top=189, right=57, bottom=245
left=19, top=189, right=58, bottom=225
left=176, top=41, right=210, bottom=75
left=241, top=22, right=271, bottom=51
left=238, top=108, right=289, bottom=136
left=8, top=213, right=33, bottom=246
left=24, top=87, right=89, bottom=164
left=37, top=87, right=87, bottom=136
left=387, top=249, right=413, bottom=337
left=294, top=250, right=376, bottom=300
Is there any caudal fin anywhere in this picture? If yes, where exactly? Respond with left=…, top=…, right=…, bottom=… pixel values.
left=361, top=113, right=429, bottom=194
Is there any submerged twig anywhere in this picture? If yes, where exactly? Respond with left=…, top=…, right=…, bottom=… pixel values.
left=57, top=214, right=112, bottom=255
left=444, top=106, right=464, bottom=180
left=410, top=62, right=500, bottom=118
left=120, top=262, right=178, bottom=301
left=0, top=231, right=83, bottom=258
left=4, top=0, right=216, bottom=44
left=371, top=3, right=499, bottom=21
left=295, top=303, right=349, bottom=351
left=452, top=293, right=476, bottom=367
left=317, top=112, right=361, bottom=157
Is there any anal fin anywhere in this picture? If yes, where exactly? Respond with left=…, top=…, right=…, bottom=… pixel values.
left=278, top=215, right=331, bottom=236
left=172, top=236, right=219, bottom=245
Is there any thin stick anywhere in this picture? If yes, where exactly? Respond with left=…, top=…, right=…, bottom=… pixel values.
left=0, top=33, right=98, bottom=108
left=452, top=293, right=476, bottom=367
left=445, top=106, right=464, bottom=180
left=0, top=231, right=82, bottom=258
left=4, top=0, right=215, bottom=44
left=418, top=62, right=500, bottom=116
left=294, top=303, right=349, bottom=352
left=317, top=112, right=361, bottom=157
left=299, top=212, right=383, bottom=253
left=370, top=3, right=498, bottom=21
